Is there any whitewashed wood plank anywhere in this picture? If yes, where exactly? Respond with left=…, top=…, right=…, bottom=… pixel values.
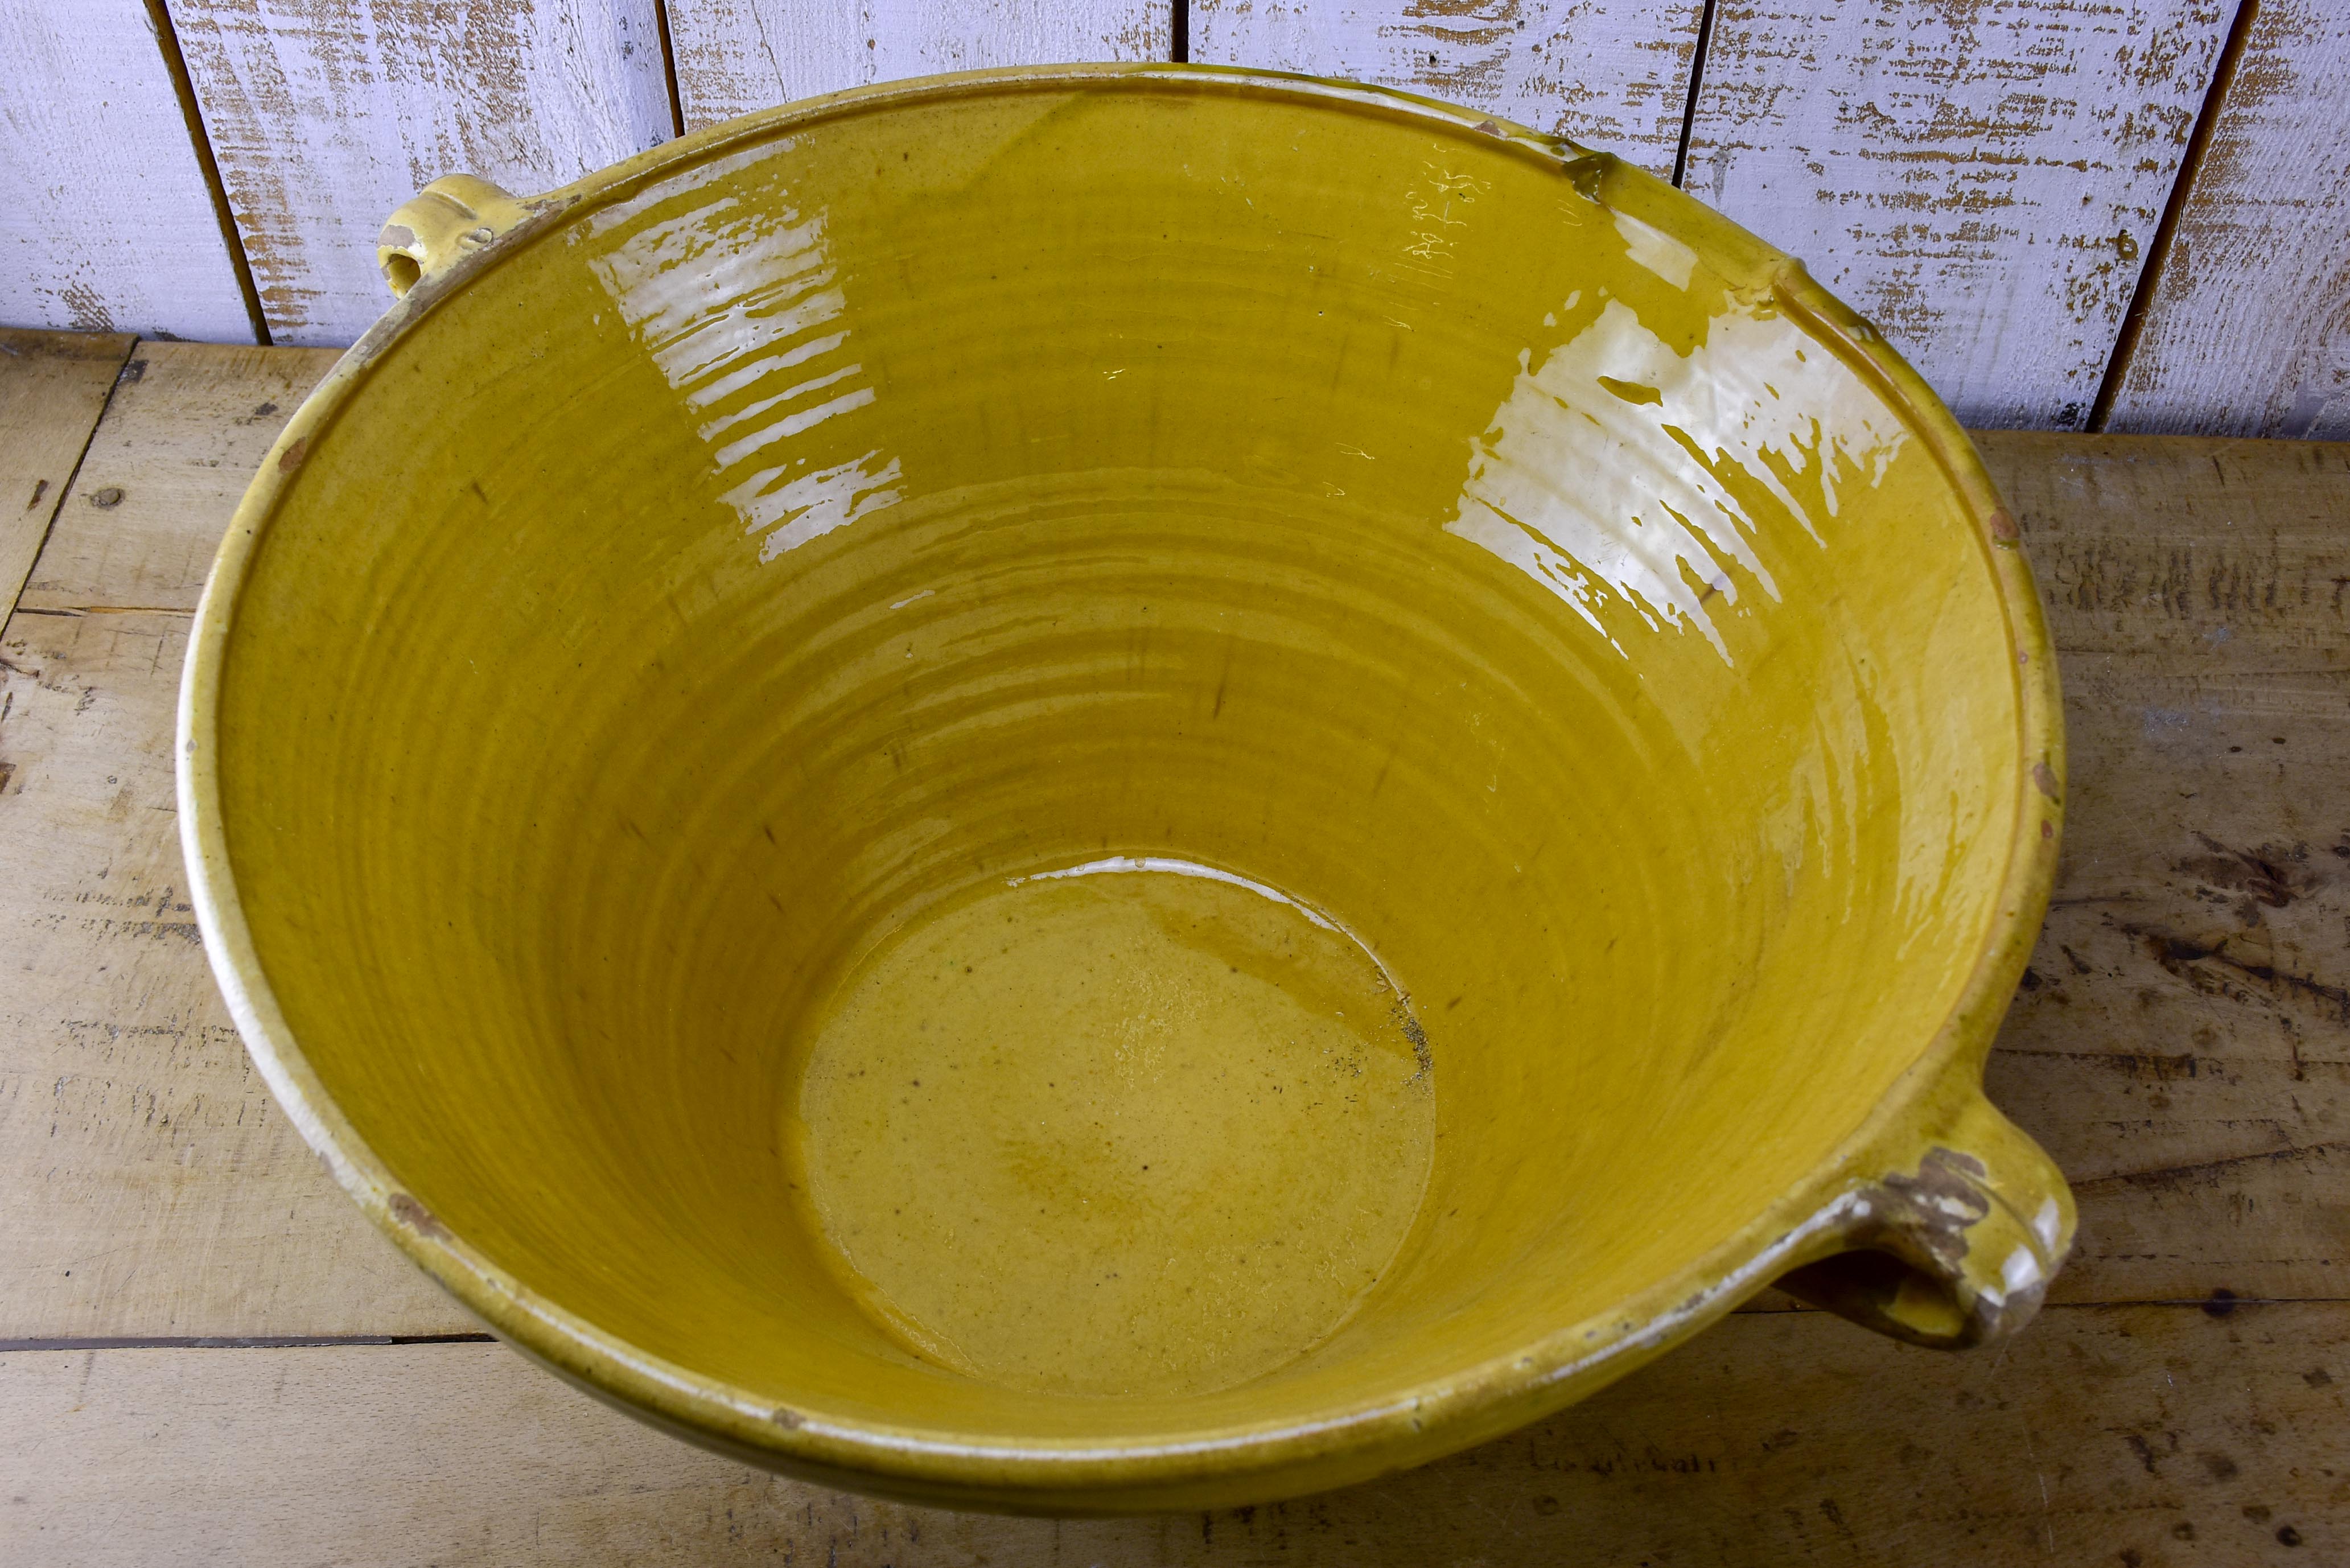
left=2105, top=2, right=2350, bottom=440
left=1684, top=1, right=2234, bottom=432
left=1191, top=1, right=1703, bottom=179
left=170, top=0, right=676, bottom=347
left=5, top=1308, right=2344, bottom=1564
left=665, top=0, right=1170, bottom=132
left=0, top=0, right=256, bottom=343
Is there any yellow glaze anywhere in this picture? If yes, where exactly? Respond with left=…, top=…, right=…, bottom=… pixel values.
left=179, top=66, right=2072, bottom=1513
left=799, top=863, right=1436, bottom=1398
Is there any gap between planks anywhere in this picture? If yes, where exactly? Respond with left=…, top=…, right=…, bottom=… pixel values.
left=2088, top=0, right=2264, bottom=432
left=0, top=331, right=138, bottom=623
left=0, top=1297, right=2329, bottom=1356
left=1667, top=0, right=1719, bottom=190
left=141, top=0, right=271, bottom=345
left=0, top=1333, right=495, bottom=1352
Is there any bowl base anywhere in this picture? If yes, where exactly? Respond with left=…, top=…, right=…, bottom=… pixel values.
left=790, top=858, right=1437, bottom=1398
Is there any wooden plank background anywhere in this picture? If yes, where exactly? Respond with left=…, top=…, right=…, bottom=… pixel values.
left=2104, top=0, right=2350, bottom=441
left=0, top=0, right=257, bottom=343
left=666, top=0, right=1171, bottom=133
left=2, top=1, right=2347, bottom=436
left=1188, top=1, right=1706, bottom=179
left=1681, top=0, right=2233, bottom=433
left=165, top=0, right=677, bottom=345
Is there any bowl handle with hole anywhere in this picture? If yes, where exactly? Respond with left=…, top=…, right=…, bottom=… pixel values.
left=1776, top=1091, right=2076, bottom=1349
left=377, top=175, right=532, bottom=299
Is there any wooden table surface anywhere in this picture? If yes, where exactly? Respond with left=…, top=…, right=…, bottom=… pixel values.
left=1, top=330, right=2344, bottom=1565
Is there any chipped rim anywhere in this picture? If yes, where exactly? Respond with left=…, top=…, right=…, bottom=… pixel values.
left=177, top=63, right=2064, bottom=1512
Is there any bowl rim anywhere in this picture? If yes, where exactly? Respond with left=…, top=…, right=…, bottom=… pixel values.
left=176, top=60, right=2065, bottom=1509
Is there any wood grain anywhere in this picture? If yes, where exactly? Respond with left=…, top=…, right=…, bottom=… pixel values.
left=661, top=0, right=1171, bottom=133
left=15, top=341, right=339, bottom=615
left=0, top=330, right=134, bottom=620
left=0, top=0, right=257, bottom=343
left=0, top=343, right=464, bottom=1340
left=4, top=1304, right=2340, bottom=1564
left=1983, top=434, right=2350, bottom=1307
left=2105, top=2, right=2350, bottom=441
left=0, top=340, right=2342, bottom=1351
left=0, top=606, right=470, bottom=1339
left=167, top=0, right=676, bottom=347
left=1188, top=1, right=1704, bottom=179
left=1682, top=1, right=2236, bottom=433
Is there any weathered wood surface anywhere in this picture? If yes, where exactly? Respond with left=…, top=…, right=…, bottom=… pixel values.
left=0, top=0, right=256, bottom=343
left=14, top=341, right=339, bottom=615
left=0, top=330, right=134, bottom=620
left=1188, top=1, right=1703, bottom=179
left=1, top=341, right=2344, bottom=1352
left=1982, top=433, right=2350, bottom=1307
left=0, top=606, right=467, bottom=1340
left=2106, top=2, right=2350, bottom=442
left=5, top=1305, right=2341, bottom=1565
left=1682, top=1, right=2234, bottom=434
left=663, top=0, right=1170, bottom=133
left=167, top=0, right=676, bottom=347
left=0, top=343, right=463, bottom=1339
left=6, top=1, right=2346, bottom=441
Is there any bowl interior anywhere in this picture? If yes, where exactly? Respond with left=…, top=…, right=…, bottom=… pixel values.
left=211, top=79, right=2023, bottom=1442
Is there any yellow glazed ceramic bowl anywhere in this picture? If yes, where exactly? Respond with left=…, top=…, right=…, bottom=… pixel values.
left=180, top=65, right=2071, bottom=1513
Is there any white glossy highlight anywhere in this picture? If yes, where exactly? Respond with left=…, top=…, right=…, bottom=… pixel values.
left=1447, top=298, right=1909, bottom=662
left=730, top=448, right=904, bottom=561
left=586, top=185, right=902, bottom=558
left=1613, top=210, right=1698, bottom=290
left=1009, top=855, right=1345, bottom=936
